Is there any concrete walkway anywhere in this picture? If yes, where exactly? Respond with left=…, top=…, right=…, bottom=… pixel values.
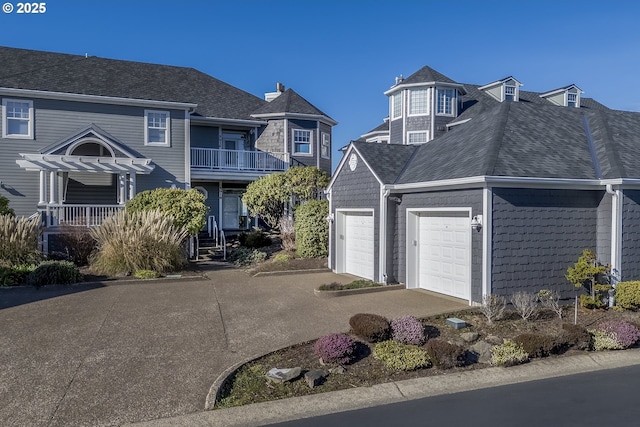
left=0, top=263, right=465, bottom=426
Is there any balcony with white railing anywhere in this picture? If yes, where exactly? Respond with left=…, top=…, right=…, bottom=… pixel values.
left=190, top=148, right=290, bottom=175
left=40, top=204, right=124, bottom=227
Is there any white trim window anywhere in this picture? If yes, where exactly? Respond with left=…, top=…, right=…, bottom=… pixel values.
left=409, top=88, right=429, bottom=116
left=293, top=129, right=312, bottom=155
left=321, top=132, right=331, bottom=158
left=2, top=99, right=34, bottom=139
left=407, top=131, right=428, bottom=145
left=567, top=92, right=578, bottom=108
left=144, top=110, right=170, bottom=146
left=391, top=92, right=403, bottom=120
left=504, top=84, right=517, bottom=102
left=436, top=88, right=456, bottom=116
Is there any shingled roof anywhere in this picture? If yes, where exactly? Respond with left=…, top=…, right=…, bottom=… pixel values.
left=399, top=65, right=457, bottom=85
left=251, top=88, right=335, bottom=122
left=0, top=46, right=267, bottom=120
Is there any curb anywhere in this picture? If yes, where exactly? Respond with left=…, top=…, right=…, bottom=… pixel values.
left=252, top=268, right=331, bottom=277
left=313, top=284, right=405, bottom=298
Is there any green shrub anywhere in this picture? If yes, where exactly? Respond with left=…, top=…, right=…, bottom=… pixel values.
left=238, top=228, right=272, bottom=249
left=90, top=210, right=189, bottom=275
left=491, top=340, right=529, bottom=367
left=561, top=323, right=591, bottom=350
left=126, top=188, right=208, bottom=235
left=229, top=247, right=267, bottom=266
left=424, top=339, right=466, bottom=369
left=272, top=253, right=293, bottom=263
left=615, top=281, right=640, bottom=310
left=373, top=340, right=431, bottom=371
left=589, top=329, right=624, bottom=351
left=349, top=313, right=391, bottom=343
left=512, top=333, right=563, bottom=358
left=317, top=280, right=382, bottom=291
left=0, top=214, right=41, bottom=265
left=0, top=195, right=15, bottom=217
left=134, top=270, right=160, bottom=279
left=26, top=261, right=82, bottom=286
left=580, top=294, right=604, bottom=309
left=0, top=263, right=36, bottom=286
left=294, top=199, right=328, bottom=258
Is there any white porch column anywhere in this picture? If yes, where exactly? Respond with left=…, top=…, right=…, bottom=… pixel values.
left=39, top=170, right=47, bottom=205
left=118, top=172, right=127, bottom=205
left=128, top=173, right=136, bottom=200
left=49, top=171, right=57, bottom=204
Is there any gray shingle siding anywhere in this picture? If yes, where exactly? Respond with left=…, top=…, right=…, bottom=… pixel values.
left=406, top=116, right=430, bottom=133
left=330, top=153, right=381, bottom=280
left=392, top=189, right=483, bottom=302
left=491, top=188, right=603, bottom=299
left=621, top=190, right=640, bottom=281
left=389, top=119, right=403, bottom=144
left=0, top=97, right=186, bottom=216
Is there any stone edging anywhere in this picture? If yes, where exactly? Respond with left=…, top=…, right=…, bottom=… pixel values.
left=252, top=268, right=331, bottom=277
left=205, top=353, right=264, bottom=410
left=314, top=283, right=405, bottom=298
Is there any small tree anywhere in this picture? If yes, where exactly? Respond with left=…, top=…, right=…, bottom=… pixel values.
left=294, top=199, right=329, bottom=258
left=125, top=188, right=208, bottom=235
left=0, top=195, right=15, bottom=217
left=566, top=249, right=610, bottom=300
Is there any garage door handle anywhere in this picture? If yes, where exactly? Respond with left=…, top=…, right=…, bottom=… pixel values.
left=413, top=240, right=417, bottom=246
left=340, top=234, right=344, bottom=240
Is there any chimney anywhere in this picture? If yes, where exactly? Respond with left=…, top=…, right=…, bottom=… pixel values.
left=265, top=82, right=286, bottom=102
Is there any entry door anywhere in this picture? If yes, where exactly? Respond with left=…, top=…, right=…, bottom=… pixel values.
left=224, top=138, right=245, bottom=168
left=222, top=195, right=240, bottom=229
left=418, top=212, right=470, bottom=300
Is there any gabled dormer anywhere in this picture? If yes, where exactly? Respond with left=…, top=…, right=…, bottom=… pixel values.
left=478, top=76, right=522, bottom=102
left=539, top=84, right=583, bottom=108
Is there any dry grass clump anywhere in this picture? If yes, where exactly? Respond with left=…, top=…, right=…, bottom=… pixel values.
left=89, top=210, right=188, bottom=275
left=0, top=214, right=41, bottom=265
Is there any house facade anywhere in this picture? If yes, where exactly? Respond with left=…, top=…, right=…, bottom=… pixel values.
left=0, top=47, right=335, bottom=246
left=328, top=66, right=640, bottom=305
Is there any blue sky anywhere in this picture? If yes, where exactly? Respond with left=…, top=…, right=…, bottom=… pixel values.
left=1, top=0, right=639, bottom=170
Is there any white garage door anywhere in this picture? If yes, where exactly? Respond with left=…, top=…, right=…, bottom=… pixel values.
left=344, top=213, right=374, bottom=280
left=418, top=212, right=470, bottom=300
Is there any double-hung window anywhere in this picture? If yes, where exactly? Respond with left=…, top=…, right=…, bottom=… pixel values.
left=293, top=129, right=311, bottom=155
left=436, top=88, right=456, bottom=116
left=144, top=110, right=170, bottom=146
left=407, top=131, right=428, bottom=145
left=567, top=93, right=578, bottom=108
left=2, top=99, right=33, bottom=139
left=504, top=84, right=517, bottom=101
left=409, top=88, right=428, bottom=115
left=391, top=92, right=403, bottom=120
left=321, top=132, right=330, bottom=158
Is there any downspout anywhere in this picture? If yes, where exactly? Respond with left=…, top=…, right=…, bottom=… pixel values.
left=606, top=183, right=622, bottom=307
left=316, top=120, right=320, bottom=169
left=379, top=186, right=390, bottom=284
left=327, top=188, right=333, bottom=270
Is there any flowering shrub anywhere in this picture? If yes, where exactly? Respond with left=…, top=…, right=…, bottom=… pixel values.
left=390, top=316, right=425, bottom=345
left=589, top=330, right=624, bottom=351
left=373, top=340, right=431, bottom=371
left=595, top=320, right=640, bottom=348
left=313, top=333, right=357, bottom=365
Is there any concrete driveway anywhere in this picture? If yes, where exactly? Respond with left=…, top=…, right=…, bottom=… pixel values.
left=0, top=263, right=466, bottom=426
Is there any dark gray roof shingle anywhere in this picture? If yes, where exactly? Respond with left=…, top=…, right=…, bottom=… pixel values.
left=251, top=88, right=334, bottom=121
left=400, top=65, right=457, bottom=85
left=351, top=142, right=417, bottom=184
left=0, top=46, right=267, bottom=120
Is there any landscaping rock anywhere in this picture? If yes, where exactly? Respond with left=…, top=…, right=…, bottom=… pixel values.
left=329, top=365, right=346, bottom=375
left=304, top=370, right=328, bottom=388
left=265, top=367, right=302, bottom=383
left=485, top=335, right=504, bottom=345
left=460, top=332, right=479, bottom=343
left=470, top=341, right=494, bottom=364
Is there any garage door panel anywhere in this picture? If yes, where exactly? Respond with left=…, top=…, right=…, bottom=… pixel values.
left=417, top=212, right=470, bottom=300
left=344, top=213, right=374, bottom=281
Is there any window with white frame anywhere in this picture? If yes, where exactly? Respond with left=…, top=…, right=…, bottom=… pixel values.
left=504, top=84, right=517, bottom=102
left=567, top=92, right=578, bottom=108
left=144, top=110, right=170, bottom=146
left=409, top=88, right=429, bottom=115
left=2, top=99, right=33, bottom=138
left=391, top=92, right=403, bottom=120
left=293, top=129, right=311, bottom=154
left=436, top=88, right=456, bottom=116
left=321, top=132, right=330, bottom=158
left=407, top=131, right=428, bottom=145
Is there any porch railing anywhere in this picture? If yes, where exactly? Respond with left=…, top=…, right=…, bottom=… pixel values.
left=40, top=204, right=124, bottom=227
left=191, top=148, right=290, bottom=172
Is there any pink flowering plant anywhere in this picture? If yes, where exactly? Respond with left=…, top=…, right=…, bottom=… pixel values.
left=596, top=320, right=640, bottom=348
left=391, top=315, right=426, bottom=346
left=314, top=333, right=357, bottom=365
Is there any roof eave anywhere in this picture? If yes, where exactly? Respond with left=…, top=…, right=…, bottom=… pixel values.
left=190, top=116, right=267, bottom=127
left=384, top=82, right=466, bottom=96
left=251, top=112, right=338, bottom=126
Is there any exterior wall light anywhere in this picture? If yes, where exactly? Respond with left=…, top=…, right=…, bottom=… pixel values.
left=326, top=212, right=335, bottom=223
left=471, top=215, right=482, bottom=231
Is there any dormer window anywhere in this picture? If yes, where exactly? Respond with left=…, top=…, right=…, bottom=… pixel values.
left=436, top=88, right=456, bottom=116
left=478, top=77, right=521, bottom=103
left=540, top=84, right=582, bottom=108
